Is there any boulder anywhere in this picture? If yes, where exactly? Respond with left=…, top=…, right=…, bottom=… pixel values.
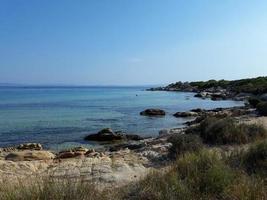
left=17, top=143, right=42, bottom=151
left=109, top=143, right=146, bottom=151
left=194, top=93, right=204, bottom=98
left=85, top=128, right=144, bottom=142
left=125, top=134, right=143, bottom=141
left=84, top=128, right=125, bottom=141
left=57, top=146, right=93, bottom=159
left=140, top=109, right=166, bottom=116
left=190, top=108, right=205, bottom=113
left=173, top=111, right=198, bottom=118
left=5, top=150, right=55, bottom=161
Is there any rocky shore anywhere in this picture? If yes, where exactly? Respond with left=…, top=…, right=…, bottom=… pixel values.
left=148, top=77, right=267, bottom=101
left=1, top=103, right=265, bottom=187
left=1, top=77, right=267, bottom=189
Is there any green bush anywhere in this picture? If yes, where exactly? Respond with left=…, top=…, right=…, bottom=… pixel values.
left=187, top=117, right=267, bottom=145
left=175, top=150, right=234, bottom=197
left=257, top=102, right=267, bottom=116
left=167, top=134, right=203, bottom=159
left=248, top=97, right=262, bottom=108
left=243, top=140, right=267, bottom=176
left=123, top=170, right=193, bottom=200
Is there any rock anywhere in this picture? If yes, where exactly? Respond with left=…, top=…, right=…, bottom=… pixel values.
left=57, top=147, right=93, bottom=159
left=140, top=150, right=160, bottom=160
left=84, top=128, right=125, bottom=141
left=109, top=143, right=146, bottom=151
left=71, top=146, right=89, bottom=153
left=0, top=147, right=17, bottom=152
left=140, top=109, right=166, bottom=116
left=173, top=111, right=198, bottom=118
left=5, top=150, right=55, bottom=161
left=17, top=143, right=43, bottom=151
left=260, top=93, right=267, bottom=101
left=85, top=129, right=144, bottom=142
left=126, top=134, right=143, bottom=141
left=159, top=129, right=170, bottom=137
left=194, top=93, right=204, bottom=98
left=190, top=108, right=205, bottom=113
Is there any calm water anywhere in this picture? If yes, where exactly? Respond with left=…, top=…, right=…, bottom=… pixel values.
left=0, top=86, right=243, bottom=150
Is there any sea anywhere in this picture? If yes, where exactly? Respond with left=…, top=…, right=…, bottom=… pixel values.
left=0, top=86, right=244, bottom=151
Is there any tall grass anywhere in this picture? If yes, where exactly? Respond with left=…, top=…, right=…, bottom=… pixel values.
left=0, top=178, right=120, bottom=200
left=186, top=117, right=267, bottom=145
left=1, top=141, right=266, bottom=200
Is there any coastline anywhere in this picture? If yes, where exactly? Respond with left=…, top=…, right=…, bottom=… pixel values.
left=0, top=103, right=262, bottom=186
left=0, top=77, right=266, bottom=189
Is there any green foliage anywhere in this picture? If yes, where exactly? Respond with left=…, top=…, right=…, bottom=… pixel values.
left=243, top=140, right=267, bottom=176
left=248, top=97, right=262, bottom=108
left=169, top=76, right=267, bottom=95
left=257, top=102, right=267, bottom=116
left=124, top=170, right=193, bottom=200
left=187, top=117, right=267, bottom=145
left=167, top=134, right=203, bottom=159
left=225, top=173, right=267, bottom=200
left=176, top=150, right=234, bottom=197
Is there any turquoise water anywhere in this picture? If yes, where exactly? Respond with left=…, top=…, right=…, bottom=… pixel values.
left=0, top=86, right=243, bottom=150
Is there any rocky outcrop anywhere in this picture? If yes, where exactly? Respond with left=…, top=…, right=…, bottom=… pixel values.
left=17, top=143, right=43, bottom=150
left=140, top=109, right=166, bottom=116
left=57, top=147, right=94, bottom=159
left=84, top=128, right=143, bottom=142
left=184, top=106, right=255, bottom=126
left=5, top=150, right=55, bottom=161
left=173, top=111, right=198, bottom=118
left=85, top=128, right=125, bottom=141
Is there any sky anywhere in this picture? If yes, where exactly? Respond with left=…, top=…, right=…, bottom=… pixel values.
left=0, top=0, right=267, bottom=85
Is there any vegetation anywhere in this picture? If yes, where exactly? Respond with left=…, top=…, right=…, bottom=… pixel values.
left=167, top=134, right=203, bottom=159
left=0, top=178, right=120, bottom=200
left=168, top=76, right=267, bottom=95
left=186, top=117, right=267, bottom=145
left=248, top=97, right=262, bottom=108
left=1, top=141, right=267, bottom=200
left=257, top=102, right=267, bottom=116
left=1, top=116, right=267, bottom=200
left=243, top=140, right=267, bottom=176
left=123, top=149, right=266, bottom=200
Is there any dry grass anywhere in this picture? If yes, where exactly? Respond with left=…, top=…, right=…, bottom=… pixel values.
left=0, top=141, right=266, bottom=200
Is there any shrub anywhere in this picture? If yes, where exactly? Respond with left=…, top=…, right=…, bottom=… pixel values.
left=187, top=117, right=267, bottom=145
left=0, top=178, right=119, bottom=200
left=256, top=102, right=267, bottom=116
left=167, top=134, right=203, bottom=159
left=124, top=170, right=193, bottom=200
left=175, top=150, right=235, bottom=198
left=243, top=140, right=267, bottom=176
left=226, top=174, right=267, bottom=200
left=248, top=97, right=262, bottom=108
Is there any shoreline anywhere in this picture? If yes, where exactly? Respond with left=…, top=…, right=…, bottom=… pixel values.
left=0, top=76, right=266, bottom=187
left=0, top=102, right=262, bottom=186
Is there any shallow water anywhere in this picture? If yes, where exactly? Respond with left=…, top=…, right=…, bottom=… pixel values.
left=0, top=86, right=243, bottom=150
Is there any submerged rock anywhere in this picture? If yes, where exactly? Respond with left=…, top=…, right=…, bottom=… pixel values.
left=140, top=109, right=166, bottom=116
left=85, top=128, right=125, bottom=141
left=84, top=128, right=144, bottom=142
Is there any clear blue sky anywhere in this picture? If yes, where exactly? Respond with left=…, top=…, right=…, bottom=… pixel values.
left=1, top=0, right=267, bottom=85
